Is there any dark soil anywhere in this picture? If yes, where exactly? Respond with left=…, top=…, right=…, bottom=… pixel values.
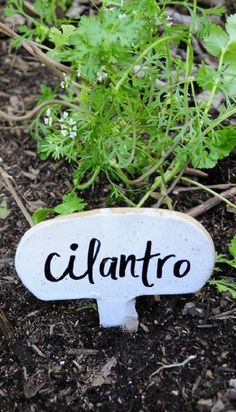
left=0, top=11, right=236, bottom=412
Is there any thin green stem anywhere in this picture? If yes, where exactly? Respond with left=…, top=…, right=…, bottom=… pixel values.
left=155, top=167, right=185, bottom=208
left=129, top=118, right=137, bottom=165
left=190, top=80, right=201, bottom=125
left=181, top=177, right=236, bottom=210
left=114, top=131, right=183, bottom=186
left=204, top=41, right=231, bottom=117
left=75, top=167, right=101, bottom=190
left=106, top=174, right=136, bottom=206
left=183, top=0, right=196, bottom=123
left=163, top=32, right=174, bottom=139
left=136, top=161, right=182, bottom=207
left=202, top=106, right=236, bottom=137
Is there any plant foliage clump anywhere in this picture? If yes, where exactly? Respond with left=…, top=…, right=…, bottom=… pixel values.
left=210, top=235, right=236, bottom=299
left=4, top=0, right=236, bottom=210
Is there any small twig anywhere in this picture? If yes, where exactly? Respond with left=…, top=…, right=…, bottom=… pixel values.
left=0, top=99, right=79, bottom=122
left=30, top=43, right=72, bottom=78
left=0, top=23, right=88, bottom=90
left=150, top=355, right=197, bottom=379
left=23, top=0, right=41, bottom=17
left=174, top=183, right=235, bottom=193
left=0, top=166, right=34, bottom=227
left=0, top=23, right=72, bottom=75
left=184, top=181, right=236, bottom=218
left=185, top=167, right=208, bottom=178
left=212, top=366, right=236, bottom=373
left=209, top=308, right=236, bottom=320
left=66, top=348, right=99, bottom=356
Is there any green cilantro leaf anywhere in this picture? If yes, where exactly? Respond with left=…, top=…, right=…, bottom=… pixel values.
left=229, top=235, right=236, bottom=259
left=190, top=126, right=236, bottom=169
left=190, top=146, right=218, bottom=169
left=32, top=208, right=52, bottom=223
left=204, top=24, right=229, bottom=57
left=49, top=25, right=76, bottom=49
left=209, top=279, right=236, bottom=299
left=0, top=200, right=10, bottom=219
left=195, top=65, right=217, bottom=90
left=53, top=192, right=87, bottom=215
left=226, top=14, right=236, bottom=42
left=38, top=85, right=56, bottom=103
left=212, top=126, right=236, bottom=160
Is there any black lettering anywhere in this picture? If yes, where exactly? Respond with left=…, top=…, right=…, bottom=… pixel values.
left=119, top=254, right=137, bottom=278
left=44, top=252, right=67, bottom=282
left=156, top=254, right=175, bottom=278
left=44, top=238, right=188, bottom=287
left=70, top=243, right=78, bottom=251
left=174, top=260, right=191, bottom=278
left=62, top=254, right=78, bottom=280
left=137, top=241, right=160, bottom=287
left=81, top=238, right=101, bottom=284
left=100, top=257, right=118, bottom=279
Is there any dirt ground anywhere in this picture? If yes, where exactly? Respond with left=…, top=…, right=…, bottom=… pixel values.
left=0, top=4, right=236, bottom=412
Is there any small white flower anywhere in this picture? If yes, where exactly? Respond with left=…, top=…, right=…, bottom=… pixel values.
left=137, top=70, right=145, bottom=78
left=133, top=64, right=141, bottom=74
left=70, top=131, right=76, bottom=139
left=60, top=124, right=67, bottom=129
left=61, top=129, right=68, bottom=137
left=166, top=15, right=173, bottom=27
left=62, top=112, right=69, bottom=119
left=133, top=64, right=148, bottom=78
left=118, top=13, right=126, bottom=19
left=68, top=118, right=76, bottom=126
left=61, top=74, right=69, bottom=88
left=97, top=69, right=108, bottom=82
left=44, top=117, right=52, bottom=126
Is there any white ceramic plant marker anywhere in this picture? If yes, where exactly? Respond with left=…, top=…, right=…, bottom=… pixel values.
left=15, top=208, right=215, bottom=328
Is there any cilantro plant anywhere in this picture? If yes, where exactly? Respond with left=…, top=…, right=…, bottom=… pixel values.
left=209, top=235, right=236, bottom=299
left=2, top=0, right=236, bottom=212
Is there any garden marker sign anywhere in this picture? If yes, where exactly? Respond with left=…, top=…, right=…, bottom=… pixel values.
left=15, top=208, right=215, bottom=328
